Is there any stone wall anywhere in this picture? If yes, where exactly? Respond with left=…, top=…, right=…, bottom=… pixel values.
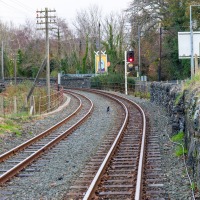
left=150, top=82, right=200, bottom=188
left=61, top=77, right=91, bottom=88
left=150, top=82, right=185, bottom=134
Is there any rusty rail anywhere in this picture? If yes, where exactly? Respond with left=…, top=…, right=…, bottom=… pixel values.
left=70, top=89, right=147, bottom=200
left=0, top=92, right=82, bottom=162
left=0, top=91, right=93, bottom=185
left=83, top=95, right=129, bottom=200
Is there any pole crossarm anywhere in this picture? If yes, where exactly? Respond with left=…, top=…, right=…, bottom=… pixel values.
left=36, top=9, right=56, bottom=13
left=36, top=8, right=56, bottom=26
left=37, top=27, right=57, bottom=31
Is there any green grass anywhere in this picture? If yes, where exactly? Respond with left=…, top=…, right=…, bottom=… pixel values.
left=0, top=120, right=22, bottom=136
left=183, top=74, right=200, bottom=90
left=0, top=112, right=37, bottom=136
left=134, top=91, right=150, bottom=99
left=174, top=145, right=187, bottom=156
left=0, top=82, right=59, bottom=138
left=174, top=93, right=183, bottom=105
left=191, top=182, right=196, bottom=190
left=171, top=131, right=184, bottom=142
left=8, top=112, right=34, bottom=122
left=171, top=131, right=187, bottom=156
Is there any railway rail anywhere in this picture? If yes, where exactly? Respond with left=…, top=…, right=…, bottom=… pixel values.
left=0, top=88, right=171, bottom=199
left=65, top=89, right=168, bottom=199
left=0, top=91, right=93, bottom=185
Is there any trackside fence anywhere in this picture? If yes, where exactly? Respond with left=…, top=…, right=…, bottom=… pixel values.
left=0, top=86, right=64, bottom=117
left=90, top=81, right=151, bottom=97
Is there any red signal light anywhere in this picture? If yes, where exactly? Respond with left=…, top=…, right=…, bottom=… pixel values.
left=127, top=51, right=134, bottom=63
left=128, top=58, right=133, bottom=62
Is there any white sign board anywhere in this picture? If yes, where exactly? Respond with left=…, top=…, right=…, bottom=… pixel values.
left=178, top=32, right=200, bottom=59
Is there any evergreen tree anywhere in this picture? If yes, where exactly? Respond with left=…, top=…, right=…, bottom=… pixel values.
left=161, top=0, right=192, bottom=79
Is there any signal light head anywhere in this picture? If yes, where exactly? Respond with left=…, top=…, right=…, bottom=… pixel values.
left=127, top=51, right=134, bottom=63
left=127, top=63, right=134, bottom=71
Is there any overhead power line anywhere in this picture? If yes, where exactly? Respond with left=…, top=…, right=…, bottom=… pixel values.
left=8, top=0, right=33, bottom=12
left=0, top=0, right=31, bottom=16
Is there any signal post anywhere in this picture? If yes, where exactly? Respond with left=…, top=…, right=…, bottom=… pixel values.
left=124, top=50, right=134, bottom=95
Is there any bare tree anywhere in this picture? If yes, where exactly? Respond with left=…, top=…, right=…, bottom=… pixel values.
left=72, top=5, right=102, bottom=73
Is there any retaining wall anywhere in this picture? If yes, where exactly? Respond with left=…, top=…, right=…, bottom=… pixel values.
left=150, top=82, right=200, bottom=188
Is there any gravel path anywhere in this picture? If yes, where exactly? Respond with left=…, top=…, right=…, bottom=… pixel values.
left=0, top=90, right=198, bottom=200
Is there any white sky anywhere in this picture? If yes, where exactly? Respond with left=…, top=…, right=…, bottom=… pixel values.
left=0, top=0, right=131, bottom=26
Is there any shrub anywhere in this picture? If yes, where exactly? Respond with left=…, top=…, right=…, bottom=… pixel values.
left=91, top=73, right=135, bottom=91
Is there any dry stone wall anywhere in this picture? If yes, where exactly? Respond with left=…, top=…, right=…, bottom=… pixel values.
left=61, top=77, right=91, bottom=88
left=150, top=82, right=200, bottom=188
left=150, top=82, right=184, bottom=134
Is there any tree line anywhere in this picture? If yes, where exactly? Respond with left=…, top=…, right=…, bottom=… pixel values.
left=0, top=0, right=199, bottom=81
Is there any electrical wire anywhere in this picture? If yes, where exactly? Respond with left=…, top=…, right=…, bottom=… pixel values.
left=0, top=0, right=18, bottom=11
left=8, top=0, right=34, bottom=12
left=0, top=0, right=31, bottom=16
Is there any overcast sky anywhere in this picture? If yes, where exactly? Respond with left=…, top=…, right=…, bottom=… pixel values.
left=0, top=0, right=131, bottom=26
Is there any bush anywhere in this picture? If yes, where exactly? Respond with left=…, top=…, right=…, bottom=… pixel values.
left=91, top=73, right=135, bottom=90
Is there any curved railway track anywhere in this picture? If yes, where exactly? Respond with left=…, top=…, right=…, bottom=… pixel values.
left=0, top=91, right=93, bottom=185
left=65, top=89, right=168, bottom=199
left=0, top=88, right=169, bottom=199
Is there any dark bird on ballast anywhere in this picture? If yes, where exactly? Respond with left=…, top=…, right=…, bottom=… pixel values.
left=107, top=106, right=110, bottom=113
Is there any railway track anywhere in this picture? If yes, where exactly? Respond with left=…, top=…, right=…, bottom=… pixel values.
left=0, top=91, right=93, bottom=185
left=65, top=89, right=168, bottom=199
left=142, top=123, right=168, bottom=199
left=0, top=89, right=170, bottom=199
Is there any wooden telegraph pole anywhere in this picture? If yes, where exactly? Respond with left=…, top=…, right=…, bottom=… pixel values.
left=1, top=41, right=4, bottom=81
left=36, top=8, right=56, bottom=111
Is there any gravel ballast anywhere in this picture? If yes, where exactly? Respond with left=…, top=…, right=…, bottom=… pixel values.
left=0, top=90, right=198, bottom=199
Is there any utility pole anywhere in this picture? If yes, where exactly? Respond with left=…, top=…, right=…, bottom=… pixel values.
left=79, top=40, right=82, bottom=72
left=99, top=22, right=101, bottom=73
left=36, top=8, right=56, bottom=111
left=158, top=25, right=162, bottom=81
left=14, top=55, right=17, bottom=85
left=138, top=26, right=141, bottom=79
left=57, top=27, right=61, bottom=58
left=10, top=53, right=17, bottom=85
left=1, top=41, right=4, bottom=81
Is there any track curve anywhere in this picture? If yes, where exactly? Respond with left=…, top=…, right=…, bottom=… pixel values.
left=0, top=91, right=93, bottom=185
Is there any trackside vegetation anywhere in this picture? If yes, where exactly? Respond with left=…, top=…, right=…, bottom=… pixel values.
left=171, top=131, right=188, bottom=156
left=0, top=0, right=199, bottom=82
